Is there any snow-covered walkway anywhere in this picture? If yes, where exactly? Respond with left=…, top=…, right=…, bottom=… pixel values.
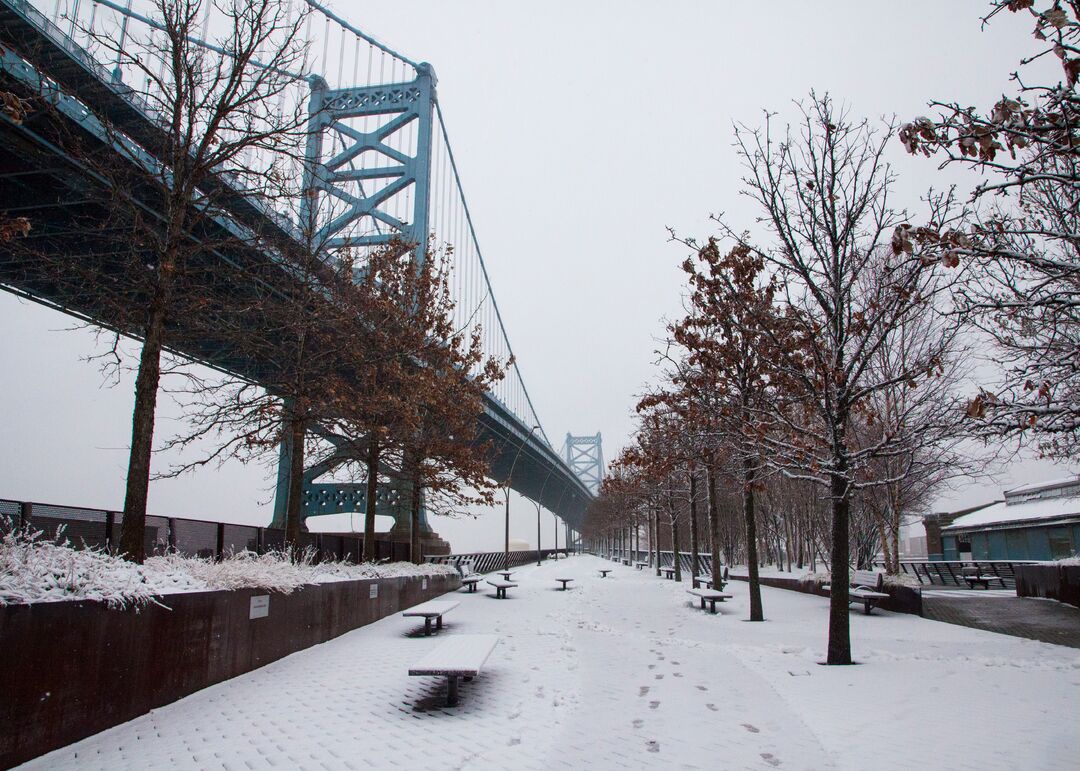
left=26, top=555, right=1079, bottom=770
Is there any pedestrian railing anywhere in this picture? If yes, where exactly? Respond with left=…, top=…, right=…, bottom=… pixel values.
left=886, top=559, right=1039, bottom=590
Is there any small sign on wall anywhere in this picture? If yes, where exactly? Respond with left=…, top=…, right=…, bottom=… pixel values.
left=422, top=578, right=428, bottom=591
left=369, top=583, right=378, bottom=599
left=249, top=595, right=269, bottom=619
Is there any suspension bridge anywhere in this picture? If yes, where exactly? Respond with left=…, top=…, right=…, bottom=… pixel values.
left=0, top=0, right=600, bottom=547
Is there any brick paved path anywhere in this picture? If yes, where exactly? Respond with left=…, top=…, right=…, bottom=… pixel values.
left=922, top=591, right=1080, bottom=649
left=24, top=556, right=1080, bottom=770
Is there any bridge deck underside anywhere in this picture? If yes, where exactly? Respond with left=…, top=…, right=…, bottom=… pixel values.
left=0, top=18, right=590, bottom=528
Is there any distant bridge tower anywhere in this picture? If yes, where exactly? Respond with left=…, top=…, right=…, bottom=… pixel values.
left=563, top=433, right=604, bottom=495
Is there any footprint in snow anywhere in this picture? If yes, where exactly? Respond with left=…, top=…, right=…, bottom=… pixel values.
left=632, top=719, right=644, bottom=729
left=638, top=686, right=650, bottom=697
left=649, top=701, right=660, bottom=710
left=696, top=685, right=708, bottom=691
left=673, top=673, right=683, bottom=678
left=760, top=753, right=780, bottom=767
left=706, top=703, right=718, bottom=712
left=647, top=664, right=656, bottom=670
left=742, top=723, right=760, bottom=733
left=646, top=740, right=660, bottom=753
left=508, top=737, right=521, bottom=747
left=654, top=674, right=664, bottom=680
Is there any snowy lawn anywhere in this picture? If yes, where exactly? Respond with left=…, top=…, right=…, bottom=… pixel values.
left=23, top=554, right=1079, bottom=770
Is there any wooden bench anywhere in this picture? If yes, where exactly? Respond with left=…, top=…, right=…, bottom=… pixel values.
left=402, top=600, right=460, bottom=636
left=460, top=576, right=482, bottom=593
left=661, top=566, right=677, bottom=580
left=555, top=578, right=574, bottom=590
left=634, top=561, right=649, bottom=571
left=961, top=567, right=1007, bottom=590
left=598, top=569, right=612, bottom=578
left=409, top=634, right=499, bottom=706
left=825, top=570, right=889, bottom=615
left=687, top=588, right=732, bottom=613
left=486, top=579, right=517, bottom=599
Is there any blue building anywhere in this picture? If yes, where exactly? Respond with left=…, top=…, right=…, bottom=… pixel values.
left=940, top=477, right=1080, bottom=561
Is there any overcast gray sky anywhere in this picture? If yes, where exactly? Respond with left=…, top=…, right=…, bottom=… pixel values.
left=1, top=0, right=1074, bottom=552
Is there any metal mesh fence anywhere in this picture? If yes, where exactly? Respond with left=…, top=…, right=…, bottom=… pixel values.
left=1, top=498, right=403, bottom=564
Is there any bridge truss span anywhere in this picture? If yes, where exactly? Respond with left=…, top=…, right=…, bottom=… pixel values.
left=0, top=0, right=595, bottom=531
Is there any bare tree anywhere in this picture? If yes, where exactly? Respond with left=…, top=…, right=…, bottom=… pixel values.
left=711, top=95, right=962, bottom=663
left=901, top=1, right=1080, bottom=458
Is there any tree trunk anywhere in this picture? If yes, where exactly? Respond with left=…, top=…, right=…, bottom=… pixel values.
left=363, top=432, right=380, bottom=562
left=119, top=279, right=170, bottom=564
left=826, top=465, right=852, bottom=665
left=653, top=506, right=661, bottom=576
left=284, top=416, right=306, bottom=553
left=688, top=468, right=700, bottom=579
left=670, top=515, right=682, bottom=581
left=706, top=462, right=722, bottom=579
left=409, top=466, right=423, bottom=564
left=743, top=457, right=763, bottom=621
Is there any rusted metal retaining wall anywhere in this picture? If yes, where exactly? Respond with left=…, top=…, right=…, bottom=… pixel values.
left=1015, top=565, right=1080, bottom=609
left=727, top=573, right=923, bottom=616
left=0, top=573, right=460, bottom=768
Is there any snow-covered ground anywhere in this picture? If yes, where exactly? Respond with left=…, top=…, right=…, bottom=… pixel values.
left=23, top=555, right=1079, bottom=770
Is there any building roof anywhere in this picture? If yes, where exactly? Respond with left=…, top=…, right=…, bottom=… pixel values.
left=942, top=496, right=1080, bottom=533
left=1002, top=476, right=1080, bottom=496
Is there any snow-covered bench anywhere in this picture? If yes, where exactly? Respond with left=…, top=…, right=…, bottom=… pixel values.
left=686, top=588, right=732, bottom=613
left=634, top=561, right=649, bottom=570
left=486, top=579, right=517, bottom=599
left=555, top=578, right=574, bottom=590
left=693, top=566, right=730, bottom=590
left=961, top=567, right=1006, bottom=590
left=460, top=576, right=482, bottom=592
left=402, top=600, right=459, bottom=636
left=409, top=634, right=500, bottom=706
left=661, top=566, right=678, bottom=580
left=598, top=569, right=612, bottom=578
left=824, top=570, right=889, bottom=615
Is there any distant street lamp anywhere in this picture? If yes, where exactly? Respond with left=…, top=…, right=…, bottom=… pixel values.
left=505, top=424, right=541, bottom=571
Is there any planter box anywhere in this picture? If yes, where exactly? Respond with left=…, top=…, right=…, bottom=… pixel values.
left=728, top=573, right=923, bottom=616
left=1015, top=565, right=1080, bottom=609
left=0, top=573, right=459, bottom=768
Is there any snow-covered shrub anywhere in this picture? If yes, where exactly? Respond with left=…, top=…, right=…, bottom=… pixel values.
left=0, top=524, right=199, bottom=608
left=1054, top=555, right=1080, bottom=566
left=883, top=573, right=921, bottom=589
left=0, top=523, right=458, bottom=608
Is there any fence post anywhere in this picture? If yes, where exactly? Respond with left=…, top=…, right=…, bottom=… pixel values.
left=167, top=518, right=177, bottom=552
left=216, top=523, right=226, bottom=560
left=256, top=527, right=264, bottom=555
left=105, top=511, right=115, bottom=553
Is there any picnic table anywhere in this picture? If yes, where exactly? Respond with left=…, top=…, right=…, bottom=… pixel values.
left=409, top=634, right=499, bottom=706
left=962, top=566, right=1007, bottom=590
left=555, top=578, right=574, bottom=590
left=402, top=599, right=459, bottom=636
left=598, top=569, right=612, bottom=578
left=486, top=579, right=517, bottom=599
